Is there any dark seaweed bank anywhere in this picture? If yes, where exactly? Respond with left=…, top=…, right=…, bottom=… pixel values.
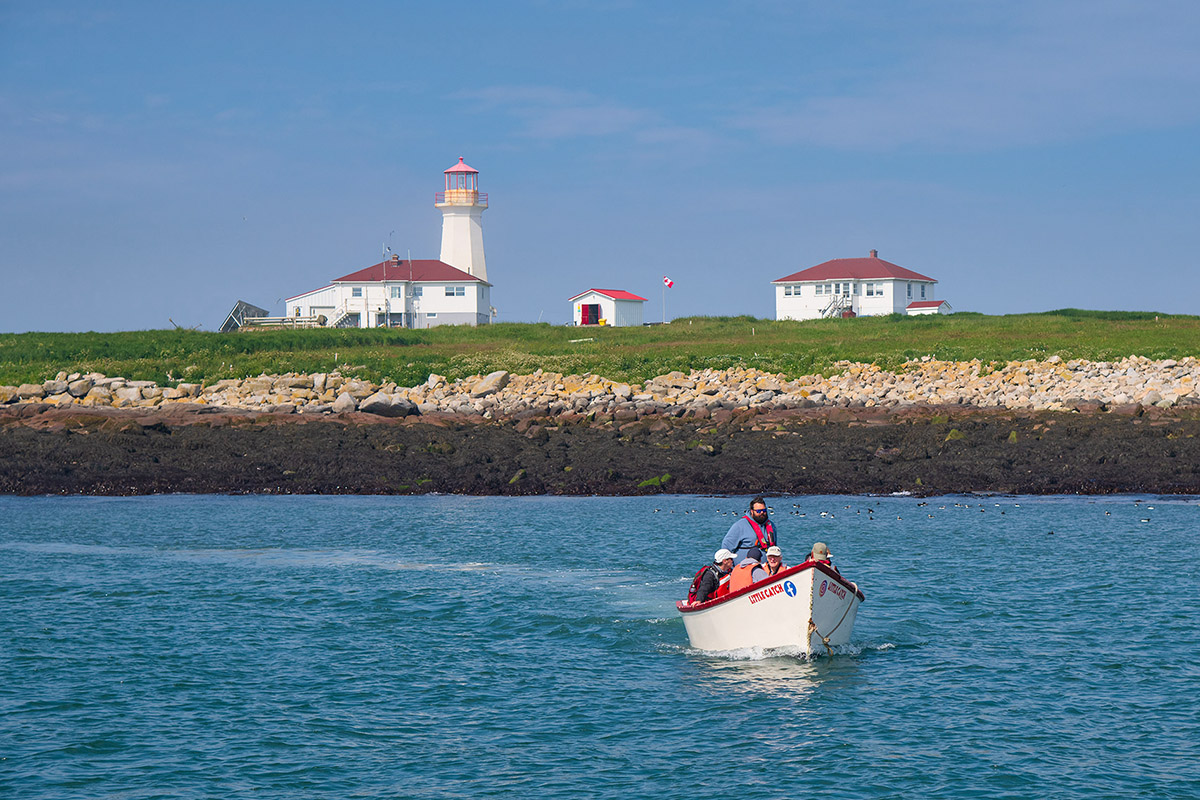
left=3, top=403, right=1200, bottom=497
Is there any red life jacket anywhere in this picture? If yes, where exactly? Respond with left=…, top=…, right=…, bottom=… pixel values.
left=743, top=515, right=776, bottom=550
left=687, top=564, right=717, bottom=604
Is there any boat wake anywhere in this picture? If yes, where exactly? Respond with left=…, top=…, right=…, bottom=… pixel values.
left=671, top=640, right=884, bottom=661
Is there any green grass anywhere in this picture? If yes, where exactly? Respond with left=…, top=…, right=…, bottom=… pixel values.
left=2, top=310, right=1199, bottom=387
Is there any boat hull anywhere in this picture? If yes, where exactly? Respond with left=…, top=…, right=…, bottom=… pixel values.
left=677, top=562, right=863, bottom=656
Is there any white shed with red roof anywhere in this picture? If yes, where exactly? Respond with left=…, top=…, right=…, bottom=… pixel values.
left=567, top=289, right=648, bottom=327
left=906, top=299, right=953, bottom=315
left=772, top=250, right=948, bottom=320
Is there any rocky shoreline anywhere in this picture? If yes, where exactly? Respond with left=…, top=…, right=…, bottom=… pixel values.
left=3, top=357, right=1200, bottom=497
left=3, top=355, right=1199, bottom=419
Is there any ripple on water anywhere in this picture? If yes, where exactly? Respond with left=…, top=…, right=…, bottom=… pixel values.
left=1, top=493, right=1199, bottom=799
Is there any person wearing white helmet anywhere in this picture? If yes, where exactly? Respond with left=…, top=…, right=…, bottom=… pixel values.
left=687, top=548, right=736, bottom=605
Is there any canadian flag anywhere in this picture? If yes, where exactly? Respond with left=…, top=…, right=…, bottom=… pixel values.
left=663, top=276, right=674, bottom=288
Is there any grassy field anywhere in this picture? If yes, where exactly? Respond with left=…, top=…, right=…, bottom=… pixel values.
left=2, top=310, right=1199, bottom=387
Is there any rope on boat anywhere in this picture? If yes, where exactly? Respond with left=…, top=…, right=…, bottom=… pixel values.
left=807, top=599, right=856, bottom=657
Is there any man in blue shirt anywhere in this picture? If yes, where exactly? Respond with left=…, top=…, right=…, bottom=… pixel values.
left=721, top=496, right=778, bottom=564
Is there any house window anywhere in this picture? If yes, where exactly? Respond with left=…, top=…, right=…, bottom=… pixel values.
left=866, top=282, right=883, bottom=297
left=445, top=285, right=465, bottom=297
left=907, top=283, right=912, bottom=298
left=921, top=285, right=926, bottom=298
left=427, top=313, right=437, bottom=318
left=413, top=286, right=423, bottom=298
left=390, top=286, right=403, bottom=299
left=783, top=285, right=792, bottom=296
left=815, top=284, right=823, bottom=296
left=351, top=287, right=363, bottom=298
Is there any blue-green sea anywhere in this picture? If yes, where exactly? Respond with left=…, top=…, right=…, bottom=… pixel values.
left=2, top=494, right=1199, bottom=799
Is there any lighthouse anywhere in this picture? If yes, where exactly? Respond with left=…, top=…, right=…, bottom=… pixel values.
left=435, top=157, right=488, bottom=282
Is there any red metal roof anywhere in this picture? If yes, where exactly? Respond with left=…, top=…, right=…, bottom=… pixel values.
left=567, top=288, right=649, bottom=302
left=774, top=254, right=935, bottom=283
left=445, top=157, right=478, bottom=174
left=906, top=300, right=948, bottom=309
left=333, top=259, right=486, bottom=284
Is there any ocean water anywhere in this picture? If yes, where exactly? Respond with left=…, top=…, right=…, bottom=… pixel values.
left=2, top=493, right=1198, bottom=799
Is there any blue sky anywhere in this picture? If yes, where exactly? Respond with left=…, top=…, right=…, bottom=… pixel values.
left=2, top=1, right=1199, bottom=332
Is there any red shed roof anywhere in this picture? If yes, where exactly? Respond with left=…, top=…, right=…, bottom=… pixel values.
left=907, top=300, right=949, bottom=309
left=333, top=259, right=486, bottom=284
left=567, top=288, right=649, bottom=302
left=774, top=252, right=935, bottom=283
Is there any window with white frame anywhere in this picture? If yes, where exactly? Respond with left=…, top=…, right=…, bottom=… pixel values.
left=390, top=286, right=403, bottom=299
left=783, top=285, right=793, bottom=296
left=921, top=285, right=926, bottom=298
left=815, top=284, right=824, bottom=296
left=907, top=283, right=912, bottom=298
left=351, top=287, right=363, bottom=298
left=445, top=285, right=465, bottom=297
left=413, top=286, right=423, bottom=298
left=427, top=313, right=437, bottom=318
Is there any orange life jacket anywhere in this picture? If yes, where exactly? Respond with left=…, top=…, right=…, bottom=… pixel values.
left=715, top=572, right=732, bottom=598
left=729, top=562, right=759, bottom=592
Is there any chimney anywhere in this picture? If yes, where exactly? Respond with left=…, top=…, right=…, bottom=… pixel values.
left=870, top=249, right=878, bottom=258
left=391, top=253, right=401, bottom=263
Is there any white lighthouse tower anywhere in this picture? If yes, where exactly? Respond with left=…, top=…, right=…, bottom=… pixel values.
left=435, top=157, right=488, bottom=282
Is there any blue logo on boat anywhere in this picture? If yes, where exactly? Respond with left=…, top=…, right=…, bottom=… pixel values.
left=783, top=581, right=796, bottom=597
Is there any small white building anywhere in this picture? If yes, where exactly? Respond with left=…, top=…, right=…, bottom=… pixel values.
left=282, top=158, right=494, bottom=329
left=287, top=256, right=490, bottom=328
left=773, top=250, right=949, bottom=320
left=906, top=299, right=953, bottom=315
left=568, top=289, right=648, bottom=327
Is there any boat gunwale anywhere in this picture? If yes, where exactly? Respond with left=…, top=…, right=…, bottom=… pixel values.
left=676, top=560, right=864, bottom=614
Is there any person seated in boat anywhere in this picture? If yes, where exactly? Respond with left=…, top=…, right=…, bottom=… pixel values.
left=688, top=549, right=736, bottom=604
left=721, top=496, right=778, bottom=565
left=728, top=548, right=769, bottom=593
left=806, top=541, right=840, bottom=574
left=764, top=545, right=785, bottom=577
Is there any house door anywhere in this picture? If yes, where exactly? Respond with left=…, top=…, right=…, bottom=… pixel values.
left=581, top=304, right=600, bottom=325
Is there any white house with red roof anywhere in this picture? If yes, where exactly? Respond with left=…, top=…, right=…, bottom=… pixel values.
left=284, top=158, right=493, bottom=328
left=287, top=256, right=490, bottom=328
left=568, top=289, right=648, bottom=327
left=772, top=250, right=951, bottom=320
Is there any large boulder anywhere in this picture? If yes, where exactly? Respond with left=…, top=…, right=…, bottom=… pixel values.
left=359, top=391, right=417, bottom=417
left=331, top=393, right=358, bottom=414
left=16, top=383, right=45, bottom=399
left=67, top=378, right=94, bottom=397
left=471, top=370, right=510, bottom=398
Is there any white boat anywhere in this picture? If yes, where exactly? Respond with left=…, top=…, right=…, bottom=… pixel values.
left=676, top=560, right=865, bottom=656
